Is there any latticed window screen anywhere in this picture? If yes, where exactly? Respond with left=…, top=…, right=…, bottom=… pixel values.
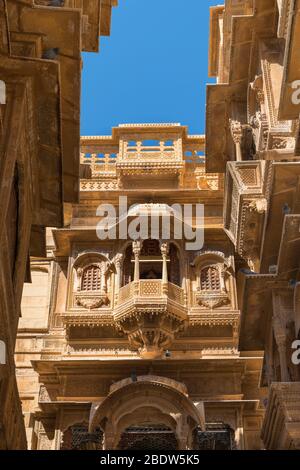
left=193, top=424, right=236, bottom=450
left=61, top=424, right=103, bottom=450
left=118, top=426, right=178, bottom=451
left=200, top=266, right=221, bottom=291
left=81, top=265, right=101, bottom=291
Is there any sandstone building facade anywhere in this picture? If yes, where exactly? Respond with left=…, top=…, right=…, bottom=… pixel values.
left=207, top=0, right=300, bottom=449
left=15, top=124, right=265, bottom=450
left=4, top=0, right=300, bottom=451
left=0, top=0, right=117, bottom=450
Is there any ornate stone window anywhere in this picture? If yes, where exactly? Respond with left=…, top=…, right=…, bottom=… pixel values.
left=71, top=253, right=112, bottom=310
left=194, top=252, right=231, bottom=309
left=81, top=265, right=102, bottom=291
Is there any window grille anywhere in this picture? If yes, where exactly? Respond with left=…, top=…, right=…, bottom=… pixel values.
left=200, top=266, right=221, bottom=291
left=81, top=265, right=101, bottom=291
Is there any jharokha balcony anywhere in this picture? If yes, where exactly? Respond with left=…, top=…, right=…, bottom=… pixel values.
left=114, top=279, right=187, bottom=359
left=114, top=241, right=188, bottom=359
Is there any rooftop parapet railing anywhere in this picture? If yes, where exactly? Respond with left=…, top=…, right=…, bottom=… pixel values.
left=80, top=145, right=205, bottom=171
left=119, top=139, right=179, bottom=161
left=80, top=152, right=118, bottom=175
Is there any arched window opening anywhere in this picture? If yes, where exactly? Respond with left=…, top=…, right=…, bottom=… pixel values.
left=200, top=266, right=221, bottom=291
left=140, top=240, right=162, bottom=280
left=81, top=265, right=101, bottom=291
left=122, top=240, right=182, bottom=285
left=141, top=239, right=161, bottom=257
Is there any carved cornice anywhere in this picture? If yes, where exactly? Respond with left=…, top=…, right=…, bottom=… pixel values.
left=62, top=312, right=115, bottom=329
left=189, top=311, right=240, bottom=328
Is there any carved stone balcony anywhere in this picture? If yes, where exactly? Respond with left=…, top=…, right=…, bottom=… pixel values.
left=116, top=140, right=184, bottom=179
left=114, top=280, right=188, bottom=358
left=224, top=161, right=268, bottom=269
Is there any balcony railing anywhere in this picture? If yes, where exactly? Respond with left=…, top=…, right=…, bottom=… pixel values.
left=121, top=141, right=178, bottom=161
left=117, top=280, right=185, bottom=306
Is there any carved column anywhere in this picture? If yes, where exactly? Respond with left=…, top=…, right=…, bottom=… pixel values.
left=100, top=262, right=106, bottom=293
left=218, top=263, right=226, bottom=291
left=91, top=153, right=97, bottom=174
left=230, top=119, right=243, bottom=161
left=132, top=240, right=141, bottom=283
left=76, top=267, right=83, bottom=291
left=160, top=242, right=169, bottom=294
left=103, top=432, right=116, bottom=450
left=103, top=422, right=118, bottom=450
left=176, top=416, right=190, bottom=450
left=114, top=254, right=123, bottom=304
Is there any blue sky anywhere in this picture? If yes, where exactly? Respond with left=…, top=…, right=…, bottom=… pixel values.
left=81, top=0, right=221, bottom=136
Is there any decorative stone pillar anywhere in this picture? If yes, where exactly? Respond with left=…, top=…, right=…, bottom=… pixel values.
left=183, top=275, right=188, bottom=307
left=103, top=422, right=117, bottom=450
left=230, top=119, right=243, bottom=161
left=132, top=240, right=142, bottom=286
left=176, top=417, right=190, bottom=450
left=114, top=254, right=123, bottom=304
left=91, top=153, right=97, bottom=174
left=177, top=437, right=189, bottom=450
left=218, top=263, right=226, bottom=291
left=76, top=267, right=83, bottom=291
left=103, top=433, right=116, bottom=450
left=160, top=242, right=169, bottom=294
left=100, top=262, right=106, bottom=293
